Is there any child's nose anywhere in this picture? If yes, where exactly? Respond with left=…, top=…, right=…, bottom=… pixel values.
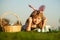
left=36, top=19, right=39, bottom=21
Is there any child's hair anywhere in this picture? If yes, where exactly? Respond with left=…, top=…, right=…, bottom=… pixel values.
left=30, top=10, right=44, bottom=18
left=25, top=10, right=44, bottom=29
left=30, top=10, right=41, bottom=18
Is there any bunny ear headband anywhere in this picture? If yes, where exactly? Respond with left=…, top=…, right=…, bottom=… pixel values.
left=39, top=5, right=45, bottom=11
left=29, top=5, right=45, bottom=11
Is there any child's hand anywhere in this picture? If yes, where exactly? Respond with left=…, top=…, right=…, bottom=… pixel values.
left=28, top=17, right=32, bottom=24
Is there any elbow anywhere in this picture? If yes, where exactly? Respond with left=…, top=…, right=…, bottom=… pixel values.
left=26, top=27, right=31, bottom=32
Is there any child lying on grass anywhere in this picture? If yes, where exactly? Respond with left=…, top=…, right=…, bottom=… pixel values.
left=23, top=10, right=47, bottom=32
left=24, top=5, right=47, bottom=32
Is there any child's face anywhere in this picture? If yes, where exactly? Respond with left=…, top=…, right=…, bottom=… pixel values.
left=32, top=16, right=41, bottom=24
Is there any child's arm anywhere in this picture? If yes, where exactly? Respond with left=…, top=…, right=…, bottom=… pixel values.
left=42, top=18, right=47, bottom=28
left=42, top=18, right=47, bottom=32
left=26, top=17, right=32, bottom=31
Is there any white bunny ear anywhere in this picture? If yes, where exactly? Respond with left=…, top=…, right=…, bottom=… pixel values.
left=28, top=5, right=36, bottom=10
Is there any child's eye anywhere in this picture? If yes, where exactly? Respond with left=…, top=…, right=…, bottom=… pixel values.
left=38, top=18, right=41, bottom=20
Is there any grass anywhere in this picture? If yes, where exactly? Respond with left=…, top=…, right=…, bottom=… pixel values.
left=0, top=31, right=60, bottom=40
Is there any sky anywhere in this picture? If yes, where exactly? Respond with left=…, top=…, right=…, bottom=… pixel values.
left=0, top=0, right=60, bottom=27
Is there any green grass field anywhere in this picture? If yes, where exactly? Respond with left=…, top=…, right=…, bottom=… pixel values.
left=0, top=31, right=60, bottom=40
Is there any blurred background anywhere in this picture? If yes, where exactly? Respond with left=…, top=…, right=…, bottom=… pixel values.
left=0, top=0, right=60, bottom=30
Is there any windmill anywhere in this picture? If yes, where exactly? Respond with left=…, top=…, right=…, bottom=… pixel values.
left=59, top=18, right=60, bottom=24
left=58, top=18, right=60, bottom=30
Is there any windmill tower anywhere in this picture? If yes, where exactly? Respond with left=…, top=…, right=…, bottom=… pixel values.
left=59, top=18, right=60, bottom=24
left=58, top=18, right=60, bottom=30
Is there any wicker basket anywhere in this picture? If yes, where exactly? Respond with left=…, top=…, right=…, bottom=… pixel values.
left=1, top=11, right=22, bottom=32
left=2, top=25, right=21, bottom=32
